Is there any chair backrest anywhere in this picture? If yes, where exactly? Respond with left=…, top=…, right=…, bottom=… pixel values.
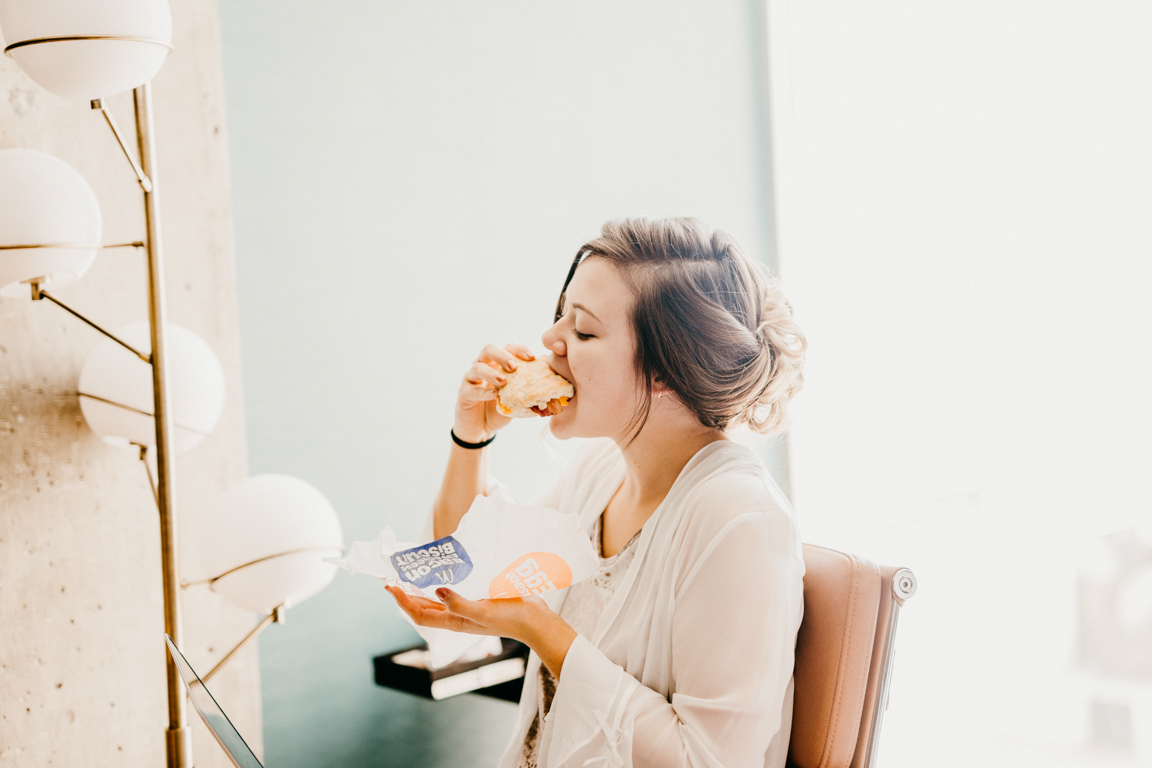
left=787, top=544, right=917, bottom=768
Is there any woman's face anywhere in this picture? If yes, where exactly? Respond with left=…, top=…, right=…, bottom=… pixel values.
left=541, top=257, right=644, bottom=441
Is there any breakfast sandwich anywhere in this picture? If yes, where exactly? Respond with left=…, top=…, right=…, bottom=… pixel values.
left=496, top=358, right=574, bottom=417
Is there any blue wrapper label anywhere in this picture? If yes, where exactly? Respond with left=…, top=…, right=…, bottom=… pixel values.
left=390, top=536, right=473, bottom=588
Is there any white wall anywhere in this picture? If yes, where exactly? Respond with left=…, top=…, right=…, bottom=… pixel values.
left=769, top=2, right=1152, bottom=765
left=218, top=2, right=780, bottom=765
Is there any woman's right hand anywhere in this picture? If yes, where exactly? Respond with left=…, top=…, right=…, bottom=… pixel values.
left=454, top=343, right=536, bottom=443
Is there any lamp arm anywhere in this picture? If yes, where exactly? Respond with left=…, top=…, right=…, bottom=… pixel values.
left=132, top=443, right=160, bottom=507
left=91, top=98, right=152, bottom=192
left=200, top=605, right=286, bottom=684
left=28, top=284, right=151, bottom=363
left=178, top=548, right=343, bottom=681
left=181, top=545, right=345, bottom=589
left=0, top=242, right=143, bottom=251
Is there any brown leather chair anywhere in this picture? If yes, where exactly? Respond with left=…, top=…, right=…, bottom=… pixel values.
left=788, top=545, right=918, bottom=768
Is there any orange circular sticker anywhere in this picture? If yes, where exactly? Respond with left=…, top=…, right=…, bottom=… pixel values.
left=489, top=552, right=573, bottom=599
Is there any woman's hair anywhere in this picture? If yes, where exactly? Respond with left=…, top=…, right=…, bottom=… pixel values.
left=555, top=217, right=806, bottom=437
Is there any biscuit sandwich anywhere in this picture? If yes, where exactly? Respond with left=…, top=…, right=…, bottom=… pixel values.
left=496, top=358, right=574, bottom=417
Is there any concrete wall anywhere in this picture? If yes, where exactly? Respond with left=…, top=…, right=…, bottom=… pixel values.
left=217, top=1, right=779, bottom=765
left=0, top=2, right=261, bottom=766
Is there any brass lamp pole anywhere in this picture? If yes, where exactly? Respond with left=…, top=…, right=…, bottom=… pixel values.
left=132, top=82, right=193, bottom=768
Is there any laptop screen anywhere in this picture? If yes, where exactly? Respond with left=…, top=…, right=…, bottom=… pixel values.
left=165, top=635, right=265, bottom=768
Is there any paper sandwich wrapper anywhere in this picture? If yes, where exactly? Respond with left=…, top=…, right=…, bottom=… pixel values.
left=329, top=492, right=598, bottom=669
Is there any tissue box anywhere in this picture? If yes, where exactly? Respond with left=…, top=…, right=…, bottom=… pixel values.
left=373, top=638, right=529, bottom=702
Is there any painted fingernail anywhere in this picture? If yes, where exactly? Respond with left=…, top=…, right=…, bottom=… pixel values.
left=436, top=588, right=450, bottom=599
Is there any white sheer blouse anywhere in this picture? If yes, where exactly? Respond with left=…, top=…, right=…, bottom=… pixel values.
left=493, top=437, right=805, bottom=768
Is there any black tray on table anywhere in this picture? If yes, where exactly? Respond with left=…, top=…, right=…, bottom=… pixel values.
left=373, top=638, right=529, bottom=703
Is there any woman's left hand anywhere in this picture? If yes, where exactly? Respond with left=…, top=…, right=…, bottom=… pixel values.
left=386, top=585, right=578, bottom=677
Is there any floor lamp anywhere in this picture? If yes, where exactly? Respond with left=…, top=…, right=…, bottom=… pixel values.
left=1, top=1, right=193, bottom=765
left=3, top=6, right=349, bottom=767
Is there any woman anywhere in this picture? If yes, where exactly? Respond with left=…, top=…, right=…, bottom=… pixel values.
left=387, top=217, right=807, bottom=768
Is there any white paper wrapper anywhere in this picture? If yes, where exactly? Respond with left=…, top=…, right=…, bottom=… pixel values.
left=328, top=492, right=597, bottom=668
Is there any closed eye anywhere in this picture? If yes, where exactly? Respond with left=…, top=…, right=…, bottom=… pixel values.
left=574, top=330, right=594, bottom=341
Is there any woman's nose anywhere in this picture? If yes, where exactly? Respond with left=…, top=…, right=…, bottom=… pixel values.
left=542, top=323, right=566, bottom=357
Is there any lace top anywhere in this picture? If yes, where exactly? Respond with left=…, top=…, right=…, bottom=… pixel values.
left=517, top=514, right=641, bottom=768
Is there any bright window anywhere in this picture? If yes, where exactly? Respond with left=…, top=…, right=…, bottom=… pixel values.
left=769, top=2, right=1152, bottom=764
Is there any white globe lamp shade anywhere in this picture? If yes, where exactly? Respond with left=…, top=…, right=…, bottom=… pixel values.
left=0, top=149, right=102, bottom=298
left=0, top=0, right=172, bottom=100
left=78, top=322, right=226, bottom=454
left=200, top=475, right=343, bottom=615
